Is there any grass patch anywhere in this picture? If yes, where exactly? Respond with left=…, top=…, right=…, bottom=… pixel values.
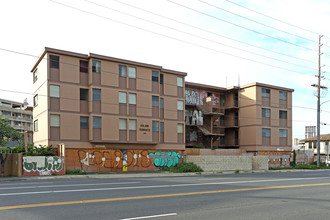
left=159, top=162, right=203, bottom=173
left=65, top=169, right=87, bottom=175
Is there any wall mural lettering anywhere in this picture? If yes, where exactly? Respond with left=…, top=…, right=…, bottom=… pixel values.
left=23, top=156, right=64, bottom=175
left=75, top=150, right=182, bottom=171
left=148, top=151, right=182, bottom=167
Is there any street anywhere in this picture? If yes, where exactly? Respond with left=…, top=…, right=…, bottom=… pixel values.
left=0, top=171, right=330, bottom=220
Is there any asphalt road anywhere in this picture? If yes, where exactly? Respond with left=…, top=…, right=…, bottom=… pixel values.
left=0, top=171, right=330, bottom=220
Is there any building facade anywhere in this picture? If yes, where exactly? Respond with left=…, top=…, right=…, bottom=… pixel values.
left=302, top=134, right=330, bottom=156
left=185, top=82, right=293, bottom=158
left=31, top=48, right=186, bottom=172
left=0, top=98, right=33, bottom=146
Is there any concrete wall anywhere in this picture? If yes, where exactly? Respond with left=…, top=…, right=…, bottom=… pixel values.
left=23, top=156, right=65, bottom=176
left=184, top=155, right=268, bottom=172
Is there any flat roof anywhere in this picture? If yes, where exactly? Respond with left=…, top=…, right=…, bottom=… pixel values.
left=31, top=47, right=187, bottom=76
left=241, top=82, right=294, bottom=92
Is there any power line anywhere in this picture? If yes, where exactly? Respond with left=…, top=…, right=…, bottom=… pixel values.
left=48, top=1, right=315, bottom=75
left=223, top=0, right=320, bottom=36
left=111, top=0, right=316, bottom=65
left=198, top=0, right=318, bottom=44
left=82, top=0, right=316, bottom=71
left=166, top=0, right=318, bottom=52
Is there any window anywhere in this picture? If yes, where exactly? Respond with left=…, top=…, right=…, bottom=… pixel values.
left=93, top=116, right=101, bottom=128
left=152, top=71, right=159, bottom=82
left=177, top=123, right=184, bottom=133
left=33, top=95, right=38, bottom=107
left=129, top=93, right=136, bottom=105
left=279, top=91, right=287, bottom=101
left=80, top=60, right=88, bottom=73
left=160, top=74, right=163, bottom=84
left=92, top=88, right=101, bottom=101
left=279, top=110, right=287, bottom=119
left=160, top=98, right=164, bottom=109
left=80, top=116, right=89, bottom=128
left=33, top=68, right=38, bottom=83
left=160, top=122, right=164, bottom=133
left=119, top=119, right=127, bottom=130
left=119, top=65, right=127, bottom=77
left=50, top=114, right=60, bottom=127
left=80, top=89, right=89, bottom=101
left=262, top=128, right=271, bottom=137
left=92, top=60, right=101, bottom=73
left=34, top=120, right=38, bottom=132
left=177, top=77, right=183, bottom=87
left=50, top=55, right=59, bottom=69
left=152, top=96, right=159, bottom=107
left=152, top=121, right=159, bottom=132
left=119, top=92, right=127, bottom=104
left=128, top=67, right=136, bottom=78
left=177, top=100, right=184, bottom=110
left=262, top=108, right=270, bottom=117
left=129, top=119, right=136, bottom=130
left=279, top=129, right=288, bottom=138
left=262, top=88, right=270, bottom=98
left=50, top=85, right=60, bottom=98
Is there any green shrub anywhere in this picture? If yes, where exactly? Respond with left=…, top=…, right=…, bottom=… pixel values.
left=160, top=162, right=203, bottom=173
left=66, top=169, right=87, bottom=175
left=235, top=169, right=240, bottom=174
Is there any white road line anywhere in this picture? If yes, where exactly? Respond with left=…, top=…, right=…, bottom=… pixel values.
left=0, top=182, right=140, bottom=190
left=197, top=178, right=233, bottom=181
left=0, top=177, right=329, bottom=196
left=118, top=213, right=177, bottom=220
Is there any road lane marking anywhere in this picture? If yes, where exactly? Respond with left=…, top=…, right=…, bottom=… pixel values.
left=0, top=182, right=141, bottom=190
left=197, top=178, right=233, bottom=181
left=118, top=213, right=177, bottom=220
left=0, top=177, right=328, bottom=196
left=0, top=182, right=330, bottom=210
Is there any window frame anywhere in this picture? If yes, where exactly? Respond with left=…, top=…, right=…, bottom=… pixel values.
left=279, top=129, right=288, bottom=138
left=279, top=110, right=287, bottom=119
left=152, top=71, right=159, bottom=82
left=80, top=60, right=88, bottom=73
left=128, top=67, right=136, bottom=78
left=33, top=68, right=38, bottom=83
left=92, top=88, right=101, bottom=101
left=93, top=116, right=101, bottom=129
left=177, top=100, right=184, bottom=110
left=152, top=121, right=159, bottom=132
left=129, top=119, right=137, bottom=131
left=152, top=96, right=159, bottom=107
left=50, top=55, right=59, bottom=69
left=279, top=91, right=287, bottom=101
left=128, top=93, right=136, bottom=105
left=177, top=123, right=184, bottom=134
left=177, top=77, right=183, bottom=87
left=33, top=94, right=38, bottom=107
left=262, top=108, right=270, bottom=118
left=34, top=120, right=38, bottom=132
left=50, top=114, right=60, bottom=127
left=262, top=128, right=271, bottom=137
left=119, top=118, right=127, bottom=130
left=262, top=88, right=270, bottom=98
left=119, top=92, right=127, bottom=104
left=50, top=85, right=60, bottom=98
left=119, top=65, right=127, bottom=77
left=92, top=60, right=101, bottom=73
left=80, top=88, right=89, bottom=101
left=80, top=116, right=89, bottom=129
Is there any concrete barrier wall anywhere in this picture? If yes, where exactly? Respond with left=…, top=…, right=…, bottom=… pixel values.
left=184, top=155, right=268, bottom=172
left=0, top=153, right=22, bottom=177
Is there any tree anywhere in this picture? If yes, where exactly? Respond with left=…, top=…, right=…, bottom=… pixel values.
left=0, top=117, right=22, bottom=147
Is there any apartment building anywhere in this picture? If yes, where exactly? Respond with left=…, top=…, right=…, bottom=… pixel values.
left=240, top=83, right=293, bottom=156
left=31, top=48, right=186, bottom=172
left=0, top=98, right=33, bottom=146
left=185, top=82, right=293, bottom=157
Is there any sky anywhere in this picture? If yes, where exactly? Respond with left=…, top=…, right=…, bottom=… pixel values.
left=1, top=0, right=330, bottom=140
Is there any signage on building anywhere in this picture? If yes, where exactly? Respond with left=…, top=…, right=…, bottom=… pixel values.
left=139, top=124, right=150, bottom=134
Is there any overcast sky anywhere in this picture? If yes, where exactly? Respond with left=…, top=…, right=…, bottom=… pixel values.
left=1, top=0, right=330, bottom=139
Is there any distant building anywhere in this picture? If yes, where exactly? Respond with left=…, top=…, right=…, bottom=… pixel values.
left=302, top=134, right=330, bottom=156
left=305, top=126, right=316, bottom=139
left=0, top=98, right=33, bottom=146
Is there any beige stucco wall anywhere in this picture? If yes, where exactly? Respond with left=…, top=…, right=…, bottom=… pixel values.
left=102, top=115, right=119, bottom=141
left=164, top=121, right=177, bottom=143
left=101, top=61, right=119, bottom=87
left=101, top=87, right=119, bottom=114
left=60, top=113, right=80, bottom=140
left=164, top=97, right=177, bottom=120
left=137, top=93, right=152, bottom=117
left=163, top=74, right=177, bottom=96
left=59, top=55, right=79, bottom=83
left=137, top=118, right=152, bottom=142
left=136, top=67, right=152, bottom=91
left=60, top=84, right=80, bottom=112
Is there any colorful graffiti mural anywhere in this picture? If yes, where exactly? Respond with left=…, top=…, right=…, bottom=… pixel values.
left=185, top=109, right=203, bottom=125
left=148, top=151, right=181, bottom=167
left=185, top=89, right=220, bottom=106
left=23, top=156, right=64, bottom=176
left=66, top=149, right=183, bottom=172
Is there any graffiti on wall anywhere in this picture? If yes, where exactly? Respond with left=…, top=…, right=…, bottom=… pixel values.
left=76, top=150, right=182, bottom=170
left=188, top=131, right=198, bottom=142
left=185, top=110, right=203, bottom=125
left=185, top=89, right=221, bottom=106
left=148, top=151, right=181, bottom=167
left=23, top=156, right=64, bottom=175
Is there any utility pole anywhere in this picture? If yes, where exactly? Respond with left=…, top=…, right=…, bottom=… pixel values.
left=312, top=35, right=323, bottom=167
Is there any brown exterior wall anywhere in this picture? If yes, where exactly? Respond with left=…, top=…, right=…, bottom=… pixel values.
left=0, top=153, right=23, bottom=177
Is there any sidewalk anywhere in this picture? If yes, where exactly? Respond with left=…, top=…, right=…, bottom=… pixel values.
left=1, top=169, right=329, bottom=182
